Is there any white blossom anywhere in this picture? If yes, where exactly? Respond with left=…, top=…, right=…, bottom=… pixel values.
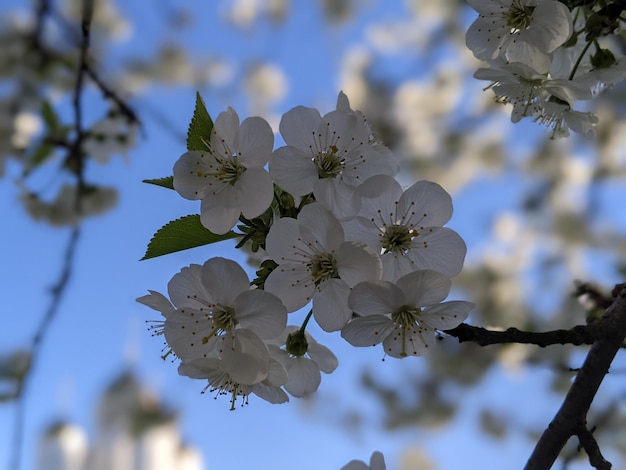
left=466, top=0, right=573, bottom=73
left=178, top=331, right=288, bottom=409
left=270, top=96, right=397, bottom=219
left=173, top=108, right=274, bottom=234
left=264, top=203, right=382, bottom=331
left=341, top=451, right=386, bottom=470
left=83, top=115, right=138, bottom=163
left=343, top=174, right=466, bottom=280
left=266, top=326, right=338, bottom=397
left=342, top=270, right=473, bottom=358
left=137, top=257, right=287, bottom=368
left=474, top=62, right=591, bottom=123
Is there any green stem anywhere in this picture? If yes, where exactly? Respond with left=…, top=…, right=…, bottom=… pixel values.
left=300, top=309, right=314, bottom=332
left=569, top=40, right=593, bottom=80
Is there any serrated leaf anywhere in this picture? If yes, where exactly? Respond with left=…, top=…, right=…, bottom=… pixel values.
left=143, top=176, right=174, bottom=190
left=187, top=92, right=214, bottom=151
left=141, top=215, right=238, bottom=260
left=23, top=142, right=55, bottom=177
left=41, top=100, right=61, bottom=132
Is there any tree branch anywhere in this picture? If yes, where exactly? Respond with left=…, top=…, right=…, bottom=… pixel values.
left=444, top=323, right=604, bottom=347
left=524, top=284, right=626, bottom=469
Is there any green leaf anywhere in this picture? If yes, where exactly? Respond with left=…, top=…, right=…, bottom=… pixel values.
left=41, top=101, right=61, bottom=132
left=141, top=215, right=238, bottom=260
left=142, top=176, right=174, bottom=190
left=187, top=92, right=214, bottom=151
left=23, top=142, right=55, bottom=177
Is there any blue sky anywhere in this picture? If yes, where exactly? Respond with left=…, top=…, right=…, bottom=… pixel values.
left=2, top=1, right=625, bottom=469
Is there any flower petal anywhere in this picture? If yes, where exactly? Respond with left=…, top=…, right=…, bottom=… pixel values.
left=238, top=168, right=273, bottom=219
left=199, top=186, right=242, bottom=234
left=336, top=241, right=382, bottom=287
left=279, top=105, right=322, bottom=148
left=270, top=145, right=318, bottom=196
left=173, top=151, right=215, bottom=200
left=348, top=280, right=403, bottom=316
left=264, top=265, right=315, bottom=312
left=341, top=315, right=395, bottom=347
left=312, top=279, right=352, bottom=331
left=396, top=270, right=451, bottom=307
left=422, top=301, right=473, bottom=330
left=234, top=290, right=287, bottom=339
left=398, top=180, right=453, bottom=227
left=284, top=357, right=321, bottom=397
left=307, top=342, right=338, bottom=374
left=237, top=116, right=273, bottom=167
left=382, top=325, right=436, bottom=358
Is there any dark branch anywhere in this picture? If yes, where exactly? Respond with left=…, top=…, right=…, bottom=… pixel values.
left=444, top=323, right=604, bottom=347
left=524, top=285, right=626, bottom=469
left=8, top=227, right=81, bottom=470
left=576, top=426, right=611, bottom=470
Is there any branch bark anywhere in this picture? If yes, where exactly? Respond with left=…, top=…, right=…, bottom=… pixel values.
left=524, top=285, right=626, bottom=469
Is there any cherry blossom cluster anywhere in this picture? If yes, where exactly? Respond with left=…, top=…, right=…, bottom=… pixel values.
left=138, top=92, right=473, bottom=409
left=466, top=0, right=626, bottom=138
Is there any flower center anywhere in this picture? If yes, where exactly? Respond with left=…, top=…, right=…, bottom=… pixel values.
left=203, top=371, right=249, bottom=410
left=314, top=145, right=344, bottom=179
left=506, top=2, right=534, bottom=31
left=216, top=157, right=246, bottom=185
left=391, top=305, right=421, bottom=328
left=308, top=253, right=339, bottom=285
left=380, top=224, right=417, bottom=255
left=390, top=305, right=427, bottom=357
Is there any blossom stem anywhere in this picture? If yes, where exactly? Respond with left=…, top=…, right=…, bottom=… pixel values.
left=568, top=40, right=593, bottom=80
left=300, top=309, right=314, bottom=332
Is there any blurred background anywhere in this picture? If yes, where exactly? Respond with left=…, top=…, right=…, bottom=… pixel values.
left=2, top=0, right=626, bottom=469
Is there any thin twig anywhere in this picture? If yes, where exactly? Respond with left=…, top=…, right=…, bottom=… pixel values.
left=8, top=227, right=81, bottom=470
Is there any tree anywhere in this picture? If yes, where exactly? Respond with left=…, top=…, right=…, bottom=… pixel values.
left=2, top=0, right=626, bottom=469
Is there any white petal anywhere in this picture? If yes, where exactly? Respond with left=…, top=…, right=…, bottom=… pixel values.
left=298, top=203, right=345, bottom=251
left=398, top=180, right=453, bottom=227
left=168, top=264, right=212, bottom=308
left=336, top=241, right=382, bottom=287
left=269, top=146, right=318, bottom=196
left=313, top=178, right=360, bottom=221
left=396, top=270, right=451, bottom=307
left=341, top=315, right=395, bottom=347
left=370, top=452, right=386, bottom=470
left=163, top=311, right=220, bottom=361
left=306, top=342, right=338, bottom=373
left=214, top=107, right=240, bottom=150
left=264, top=266, right=315, bottom=312
left=383, top=326, right=435, bottom=358
left=238, top=168, right=273, bottom=219
left=265, top=216, right=301, bottom=261
left=279, top=105, right=322, bottom=149
left=526, top=1, right=572, bottom=53
left=201, top=257, right=250, bottom=305
left=219, top=329, right=269, bottom=385
left=173, top=151, right=215, bottom=200
left=252, top=382, right=289, bottom=404
left=237, top=116, right=273, bottom=167
left=336, top=91, right=351, bottom=112
left=348, top=280, right=403, bottom=316
left=199, top=186, right=241, bottom=234
left=234, top=290, right=287, bottom=339
left=466, top=17, right=508, bottom=60
left=406, top=226, right=467, bottom=277
left=422, top=301, right=473, bottom=330
left=312, top=279, right=352, bottom=332
left=136, top=290, right=175, bottom=318
left=284, top=357, right=321, bottom=397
